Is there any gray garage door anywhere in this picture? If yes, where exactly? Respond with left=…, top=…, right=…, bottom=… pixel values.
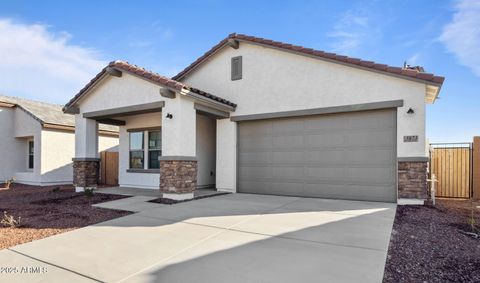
left=238, top=109, right=397, bottom=202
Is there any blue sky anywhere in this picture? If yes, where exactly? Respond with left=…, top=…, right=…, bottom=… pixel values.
left=0, top=0, right=478, bottom=142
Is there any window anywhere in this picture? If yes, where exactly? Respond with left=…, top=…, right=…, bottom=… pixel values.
left=231, top=56, right=242, bottom=80
left=28, top=141, right=34, bottom=169
left=129, top=132, right=144, bottom=169
left=148, top=130, right=162, bottom=169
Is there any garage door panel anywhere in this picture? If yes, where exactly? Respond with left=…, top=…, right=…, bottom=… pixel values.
left=239, top=137, right=272, bottom=150
left=305, top=150, right=347, bottom=165
left=304, top=115, right=348, bottom=131
left=305, top=166, right=346, bottom=180
left=346, top=149, right=395, bottom=165
left=272, top=166, right=304, bottom=179
left=238, top=109, right=397, bottom=202
left=346, top=110, right=395, bottom=130
left=346, top=167, right=395, bottom=183
left=272, top=119, right=304, bottom=133
left=305, top=133, right=345, bottom=148
left=239, top=166, right=272, bottom=179
left=239, top=152, right=272, bottom=164
left=272, top=151, right=305, bottom=164
left=272, top=135, right=304, bottom=148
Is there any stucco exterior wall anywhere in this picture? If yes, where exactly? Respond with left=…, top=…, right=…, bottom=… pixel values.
left=0, top=107, right=24, bottom=182
left=196, top=114, right=216, bottom=187
left=78, top=73, right=164, bottom=113
left=41, top=129, right=118, bottom=185
left=182, top=43, right=427, bottom=159
left=118, top=112, right=162, bottom=189
left=117, top=111, right=215, bottom=189
left=216, top=119, right=237, bottom=192
left=13, top=108, right=42, bottom=185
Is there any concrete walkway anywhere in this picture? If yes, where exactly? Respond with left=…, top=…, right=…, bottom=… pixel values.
left=0, top=194, right=396, bottom=283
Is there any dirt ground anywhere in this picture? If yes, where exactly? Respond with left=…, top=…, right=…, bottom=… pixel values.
left=383, top=199, right=480, bottom=283
left=0, top=183, right=131, bottom=250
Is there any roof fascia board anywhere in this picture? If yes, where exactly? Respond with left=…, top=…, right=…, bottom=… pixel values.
left=183, top=89, right=235, bottom=112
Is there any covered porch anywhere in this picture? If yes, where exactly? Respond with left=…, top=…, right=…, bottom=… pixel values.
left=63, top=61, right=237, bottom=200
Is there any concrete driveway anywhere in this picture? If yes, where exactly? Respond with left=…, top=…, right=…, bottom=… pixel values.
left=0, top=193, right=396, bottom=283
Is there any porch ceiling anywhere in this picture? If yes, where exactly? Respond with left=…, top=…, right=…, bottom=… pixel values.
left=83, top=101, right=164, bottom=125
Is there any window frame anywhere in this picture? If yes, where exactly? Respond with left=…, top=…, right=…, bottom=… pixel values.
left=129, top=131, right=145, bottom=169
left=127, top=127, right=162, bottom=171
left=147, top=130, right=162, bottom=169
left=28, top=140, right=34, bottom=170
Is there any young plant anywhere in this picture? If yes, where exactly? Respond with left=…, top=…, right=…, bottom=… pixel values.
left=467, top=199, right=477, bottom=233
left=1, top=211, right=21, bottom=228
left=5, top=177, right=15, bottom=190
left=84, top=188, right=95, bottom=197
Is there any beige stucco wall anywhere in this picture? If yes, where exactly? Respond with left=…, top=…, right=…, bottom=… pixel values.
left=0, top=105, right=118, bottom=186
left=118, top=112, right=162, bottom=189
left=13, top=108, right=42, bottom=185
left=181, top=42, right=429, bottom=192
left=196, top=114, right=216, bottom=187
left=41, top=129, right=118, bottom=185
left=182, top=42, right=427, bottom=157
left=117, top=112, right=216, bottom=189
left=0, top=107, right=25, bottom=182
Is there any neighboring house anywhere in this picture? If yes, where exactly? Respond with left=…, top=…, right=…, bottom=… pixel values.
left=63, top=33, right=444, bottom=203
left=0, top=95, right=119, bottom=186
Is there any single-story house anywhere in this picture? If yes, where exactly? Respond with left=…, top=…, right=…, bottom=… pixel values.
left=0, top=95, right=119, bottom=186
left=63, top=33, right=444, bottom=203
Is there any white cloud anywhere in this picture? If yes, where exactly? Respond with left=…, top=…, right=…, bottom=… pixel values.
left=440, top=0, right=480, bottom=76
left=0, top=19, right=105, bottom=104
left=327, top=9, right=379, bottom=55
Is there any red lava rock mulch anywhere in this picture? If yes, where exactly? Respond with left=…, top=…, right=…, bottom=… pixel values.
left=383, top=199, right=480, bottom=283
left=149, top=191, right=230, bottom=205
left=0, top=183, right=132, bottom=250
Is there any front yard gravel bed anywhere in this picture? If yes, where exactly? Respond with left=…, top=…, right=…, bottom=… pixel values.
left=0, top=184, right=132, bottom=249
left=383, top=199, right=480, bottom=282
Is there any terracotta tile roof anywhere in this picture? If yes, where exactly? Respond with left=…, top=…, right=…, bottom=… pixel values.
left=172, top=33, right=445, bottom=85
left=0, top=95, right=118, bottom=132
left=63, top=61, right=237, bottom=111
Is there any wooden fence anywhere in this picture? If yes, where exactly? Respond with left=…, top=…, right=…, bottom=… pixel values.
left=430, top=144, right=472, bottom=198
left=99, top=151, right=119, bottom=186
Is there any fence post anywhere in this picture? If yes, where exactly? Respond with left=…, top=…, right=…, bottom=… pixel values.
left=473, top=137, right=480, bottom=199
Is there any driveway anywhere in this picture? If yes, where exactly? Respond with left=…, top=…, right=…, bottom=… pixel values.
left=0, top=193, right=396, bottom=283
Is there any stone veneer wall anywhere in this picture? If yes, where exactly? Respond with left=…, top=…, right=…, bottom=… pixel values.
left=73, top=160, right=99, bottom=188
left=398, top=161, right=428, bottom=199
left=160, top=160, right=197, bottom=194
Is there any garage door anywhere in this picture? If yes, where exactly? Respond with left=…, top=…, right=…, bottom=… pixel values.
left=238, top=109, right=397, bottom=202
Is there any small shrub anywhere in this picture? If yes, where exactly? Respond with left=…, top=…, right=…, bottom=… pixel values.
left=1, top=211, right=21, bottom=228
left=51, top=187, right=60, bottom=193
left=4, top=177, right=15, bottom=190
left=467, top=199, right=478, bottom=233
left=84, top=188, right=95, bottom=197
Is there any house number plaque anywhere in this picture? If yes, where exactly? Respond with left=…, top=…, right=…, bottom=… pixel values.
left=403, top=135, right=418, bottom=142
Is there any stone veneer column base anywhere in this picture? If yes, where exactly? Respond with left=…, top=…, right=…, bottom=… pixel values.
left=73, top=158, right=99, bottom=192
left=398, top=161, right=428, bottom=199
left=160, top=158, right=197, bottom=200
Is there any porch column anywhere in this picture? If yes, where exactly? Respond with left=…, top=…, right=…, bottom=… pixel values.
left=160, top=96, right=197, bottom=200
left=73, top=116, right=99, bottom=192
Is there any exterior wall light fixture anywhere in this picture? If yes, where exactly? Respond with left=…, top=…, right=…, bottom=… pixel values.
left=166, top=113, right=173, bottom=119
left=407, top=108, right=414, bottom=114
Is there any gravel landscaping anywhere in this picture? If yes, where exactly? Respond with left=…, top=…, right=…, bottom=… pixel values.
left=384, top=199, right=480, bottom=283
left=0, top=183, right=132, bottom=250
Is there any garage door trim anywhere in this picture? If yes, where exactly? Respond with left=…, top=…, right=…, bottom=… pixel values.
left=236, top=106, right=399, bottom=202
left=231, top=99, right=403, bottom=122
